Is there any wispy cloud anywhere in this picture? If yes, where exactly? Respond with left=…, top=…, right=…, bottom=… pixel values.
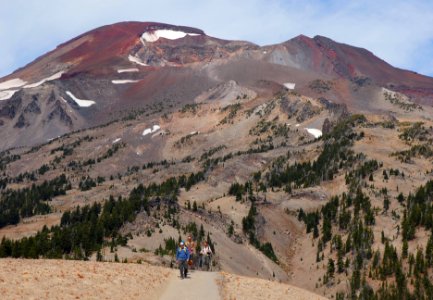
left=1, top=0, right=432, bottom=77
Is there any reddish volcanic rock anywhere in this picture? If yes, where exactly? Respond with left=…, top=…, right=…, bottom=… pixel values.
left=0, top=21, right=432, bottom=150
left=6, top=22, right=207, bottom=80
left=58, top=22, right=206, bottom=73
left=281, top=34, right=433, bottom=94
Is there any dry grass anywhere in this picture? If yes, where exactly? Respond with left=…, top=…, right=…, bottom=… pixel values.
left=219, top=272, right=328, bottom=300
left=0, top=259, right=173, bottom=300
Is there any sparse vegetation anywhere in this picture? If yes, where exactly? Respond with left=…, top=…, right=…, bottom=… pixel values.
left=180, top=103, right=200, bottom=114
left=199, top=145, right=226, bottom=161
left=384, top=91, right=422, bottom=111
left=174, top=131, right=199, bottom=148
left=352, top=76, right=371, bottom=87
left=399, top=122, right=429, bottom=142
left=242, top=203, right=278, bottom=263
left=308, top=79, right=334, bottom=93
left=79, top=176, right=97, bottom=191
left=249, top=119, right=290, bottom=138
left=219, top=103, right=242, bottom=124
left=265, top=115, right=366, bottom=189
left=0, top=151, right=21, bottom=171
left=392, top=143, right=433, bottom=163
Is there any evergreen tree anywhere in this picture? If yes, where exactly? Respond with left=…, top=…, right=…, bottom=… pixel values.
left=337, top=250, right=344, bottom=273
left=327, top=258, right=335, bottom=278
left=402, top=239, right=409, bottom=259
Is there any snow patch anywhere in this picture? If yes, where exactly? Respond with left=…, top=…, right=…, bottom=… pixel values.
left=48, top=136, right=61, bottom=142
left=128, top=55, right=148, bottom=66
left=142, top=125, right=161, bottom=136
left=66, top=91, right=96, bottom=107
left=305, top=128, right=322, bottom=138
left=295, top=124, right=300, bottom=127
left=24, top=71, right=64, bottom=88
left=117, top=68, right=139, bottom=73
left=142, top=129, right=152, bottom=136
left=0, top=90, right=17, bottom=101
left=284, top=83, right=296, bottom=90
left=189, top=131, right=199, bottom=135
left=112, top=80, right=140, bottom=84
left=0, top=78, right=27, bottom=90
left=112, top=138, right=122, bottom=144
left=142, top=29, right=200, bottom=42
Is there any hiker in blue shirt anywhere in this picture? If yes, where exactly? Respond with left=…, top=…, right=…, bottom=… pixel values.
left=176, top=241, right=190, bottom=279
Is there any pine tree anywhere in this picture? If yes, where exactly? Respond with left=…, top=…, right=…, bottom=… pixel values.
left=414, top=248, right=425, bottom=276
left=337, top=250, right=344, bottom=273
left=426, top=235, right=433, bottom=267
left=383, top=197, right=390, bottom=212
left=397, top=192, right=405, bottom=204
left=327, top=258, right=335, bottom=278
left=402, top=239, right=409, bottom=259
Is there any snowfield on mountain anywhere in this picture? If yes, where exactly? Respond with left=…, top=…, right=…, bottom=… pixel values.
left=0, top=78, right=27, bottom=90
left=24, top=71, right=64, bottom=89
left=142, top=29, right=201, bottom=42
left=66, top=91, right=96, bottom=107
left=305, top=128, right=323, bottom=138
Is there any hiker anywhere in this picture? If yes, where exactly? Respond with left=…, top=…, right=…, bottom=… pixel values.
left=199, top=240, right=213, bottom=271
left=176, top=241, right=190, bottom=279
left=185, top=235, right=196, bottom=268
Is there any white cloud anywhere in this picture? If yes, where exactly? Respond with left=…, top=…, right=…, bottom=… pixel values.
left=0, top=0, right=433, bottom=77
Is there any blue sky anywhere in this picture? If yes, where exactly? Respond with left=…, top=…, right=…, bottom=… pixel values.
left=1, top=0, right=433, bottom=77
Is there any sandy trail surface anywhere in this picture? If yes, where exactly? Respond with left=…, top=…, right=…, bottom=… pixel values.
left=159, top=270, right=221, bottom=300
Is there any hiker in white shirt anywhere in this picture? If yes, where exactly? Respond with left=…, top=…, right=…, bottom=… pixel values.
left=199, top=241, right=213, bottom=271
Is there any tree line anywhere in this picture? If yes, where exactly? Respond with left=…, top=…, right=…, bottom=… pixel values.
left=0, top=174, right=71, bottom=228
left=0, top=171, right=205, bottom=259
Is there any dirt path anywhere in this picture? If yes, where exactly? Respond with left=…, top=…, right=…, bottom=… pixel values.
left=159, top=270, right=221, bottom=300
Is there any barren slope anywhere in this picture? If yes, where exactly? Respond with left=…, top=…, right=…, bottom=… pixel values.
left=0, top=259, right=327, bottom=300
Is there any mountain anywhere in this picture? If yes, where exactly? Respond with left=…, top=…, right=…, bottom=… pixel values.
left=1, top=21, right=433, bottom=299
left=1, top=21, right=433, bottom=150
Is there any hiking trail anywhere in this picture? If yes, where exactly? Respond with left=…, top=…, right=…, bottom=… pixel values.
left=159, top=270, right=221, bottom=300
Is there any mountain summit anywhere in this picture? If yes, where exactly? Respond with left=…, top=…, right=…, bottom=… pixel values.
left=0, top=21, right=432, bottom=149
